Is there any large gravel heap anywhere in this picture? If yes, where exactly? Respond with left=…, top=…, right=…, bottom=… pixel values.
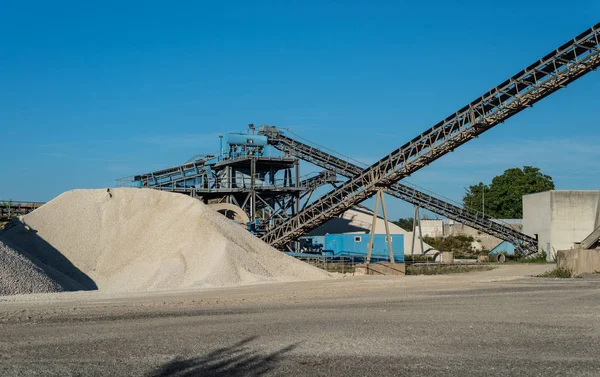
left=0, top=188, right=329, bottom=295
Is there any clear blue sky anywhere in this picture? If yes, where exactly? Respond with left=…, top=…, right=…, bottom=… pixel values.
left=1, top=1, right=599, bottom=219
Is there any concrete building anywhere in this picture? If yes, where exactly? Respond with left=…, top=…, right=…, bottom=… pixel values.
left=308, top=205, right=432, bottom=254
left=420, top=220, right=444, bottom=238
left=523, top=190, right=600, bottom=258
left=420, top=219, right=522, bottom=251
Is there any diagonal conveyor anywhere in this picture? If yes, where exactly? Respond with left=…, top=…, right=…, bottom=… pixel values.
left=259, top=128, right=539, bottom=255
left=133, top=156, right=214, bottom=189
left=582, top=226, right=600, bottom=250
left=259, top=23, right=600, bottom=252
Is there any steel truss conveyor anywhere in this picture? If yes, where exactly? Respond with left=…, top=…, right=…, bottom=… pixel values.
left=260, top=23, right=600, bottom=254
left=133, top=155, right=214, bottom=190
left=259, top=127, right=538, bottom=254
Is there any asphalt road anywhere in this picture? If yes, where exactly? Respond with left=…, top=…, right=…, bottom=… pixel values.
left=1, top=265, right=600, bottom=376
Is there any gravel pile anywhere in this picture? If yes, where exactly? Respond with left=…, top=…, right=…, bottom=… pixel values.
left=0, top=240, right=84, bottom=296
left=0, top=188, right=329, bottom=294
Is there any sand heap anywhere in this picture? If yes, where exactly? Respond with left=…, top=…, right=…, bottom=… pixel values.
left=0, top=188, right=329, bottom=295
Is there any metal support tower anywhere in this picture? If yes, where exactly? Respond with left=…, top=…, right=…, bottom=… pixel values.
left=410, top=206, right=424, bottom=257
left=259, top=23, right=600, bottom=253
left=366, top=189, right=394, bottom=264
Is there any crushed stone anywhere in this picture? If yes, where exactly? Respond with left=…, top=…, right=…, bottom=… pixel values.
left=0, top=189, right=330, bottom=295
left=0, top=240, right=84, bottom=295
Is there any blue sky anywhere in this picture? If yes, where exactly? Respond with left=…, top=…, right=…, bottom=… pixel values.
left=1, top=1, right=599, bottom=219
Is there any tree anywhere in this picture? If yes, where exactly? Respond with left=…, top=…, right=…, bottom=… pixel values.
left=462, top=166, right=554, bottom=219
left=392, top=217, right=414, bottom=232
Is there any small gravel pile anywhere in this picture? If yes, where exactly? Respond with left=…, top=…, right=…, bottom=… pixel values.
left=0, top=188, right=329, bottom=294
left=0, top=240, right=84, bottom=295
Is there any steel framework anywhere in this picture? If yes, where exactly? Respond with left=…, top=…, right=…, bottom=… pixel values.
left=118, top=150, right=336, bottom=235
left=259, top=128, right=539, bottom=254
left=116, top=155, right=214, bottom=190
left=260, top=23, right=600, bottom=251
left=0, top=201, right=44, bottom=221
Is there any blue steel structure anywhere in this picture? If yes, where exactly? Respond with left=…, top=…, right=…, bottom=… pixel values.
left=118, top=126, right=337, bottom=235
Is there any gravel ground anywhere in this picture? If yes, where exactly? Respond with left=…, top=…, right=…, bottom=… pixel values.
left=2, top=264, right=600, bottom=376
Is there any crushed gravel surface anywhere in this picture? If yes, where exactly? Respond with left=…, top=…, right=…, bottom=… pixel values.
left=0, top=240, right=83, bottom=295
left=3, top=265, right=597, bottom=377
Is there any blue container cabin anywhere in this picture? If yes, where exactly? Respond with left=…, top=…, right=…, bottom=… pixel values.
left=489, top=241, right=516, bottom=255
left=296, top=233, right=404, bottom=263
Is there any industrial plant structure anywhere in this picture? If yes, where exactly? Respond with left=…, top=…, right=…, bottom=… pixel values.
left=5, top=23, right=599, bottom=262
left=118, top=23, right=600, bottom=259
left=117, top=126, right=337, bottom=237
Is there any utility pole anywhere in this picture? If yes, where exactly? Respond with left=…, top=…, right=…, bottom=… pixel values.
left=481, top=183, right=485, bottom=218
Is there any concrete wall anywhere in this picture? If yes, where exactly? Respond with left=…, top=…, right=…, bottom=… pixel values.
left=523, top=191, right=553, bottom=254
left=557, top=249, right=600, bottom=275
left=419, top=219, right=514, bottom=251
left=420, top=220, right=444, bottom=238
left=551, top=191, right=600, bottom=253
left=524, top=191, right=600, bottom=258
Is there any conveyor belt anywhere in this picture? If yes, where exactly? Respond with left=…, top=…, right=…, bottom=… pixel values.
left=259, top=23, right=600, bottom=253
left=134, top=156, right=214, bottom=189
left=582, top=226, right=600, bottom=250
left=260, top=128, right=538, bottom=254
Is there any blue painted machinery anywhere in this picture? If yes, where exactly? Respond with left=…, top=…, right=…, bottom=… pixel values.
left=118, top=124, right=337, bottom=238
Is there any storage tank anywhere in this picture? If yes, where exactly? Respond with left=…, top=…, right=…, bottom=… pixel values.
left=226, top=133, right=268, bottom=147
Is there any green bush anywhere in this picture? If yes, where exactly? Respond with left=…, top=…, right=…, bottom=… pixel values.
left=536, top=267, right=572, bottom=278
left=407, top=265, right=494, bottom=276
left=404, top=254, right=436, bottom=263
left=422, top=235, right=477, bottom=254
left=502, top=250, right=548, bottom=264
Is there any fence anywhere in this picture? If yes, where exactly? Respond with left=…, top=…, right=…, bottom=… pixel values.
left=295, top=255, right=401, bottom=273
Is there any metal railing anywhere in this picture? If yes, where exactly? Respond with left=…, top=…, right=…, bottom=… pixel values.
left=295, top=255, right=399, bottom=273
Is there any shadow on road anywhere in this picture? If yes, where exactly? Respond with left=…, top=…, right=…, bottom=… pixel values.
left=148, top=336, right=297, bottom=377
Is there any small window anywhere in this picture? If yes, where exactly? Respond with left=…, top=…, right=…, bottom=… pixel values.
left=354, top=236, right=362, bottom=243
left=385, top=236, right=392, bottom=243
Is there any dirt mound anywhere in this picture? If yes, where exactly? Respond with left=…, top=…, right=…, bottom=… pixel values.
left=0, top=189, right=329, bottom=294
